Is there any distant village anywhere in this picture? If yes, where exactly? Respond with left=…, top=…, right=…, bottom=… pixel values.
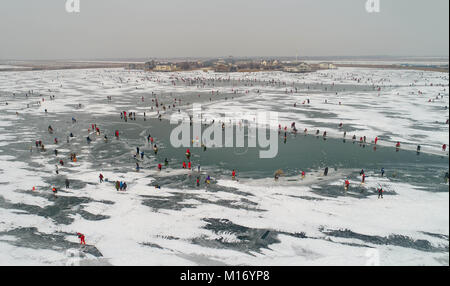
left=127, top=58, right=337, bottom=73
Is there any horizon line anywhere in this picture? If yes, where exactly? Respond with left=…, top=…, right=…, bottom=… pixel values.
left=2, top=55, right=449, bottom=63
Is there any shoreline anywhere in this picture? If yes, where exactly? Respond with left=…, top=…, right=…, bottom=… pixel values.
left=1, top=61, right=448, bottom=73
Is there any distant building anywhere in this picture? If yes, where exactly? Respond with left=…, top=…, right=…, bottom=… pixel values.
left=318, top=62, right=337, bottom=70
left=144, top=60, right=156, bottom=70
left=283, top=62, right=312, bottom=73
left=214, top=60, right=237, bottom=72
left=260, top=60, right=280, bottom=70
left=154, top=63, right=177, bottom=72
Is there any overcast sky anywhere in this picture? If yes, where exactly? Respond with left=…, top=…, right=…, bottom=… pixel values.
left=0, top=0, right=448, bottom=60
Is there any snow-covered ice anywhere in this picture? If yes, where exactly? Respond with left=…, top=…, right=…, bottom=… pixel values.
left=0, top=67, right=448, bottom=265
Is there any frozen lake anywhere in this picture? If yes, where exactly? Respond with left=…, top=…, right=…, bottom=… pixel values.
left=0, top=67, right=448, bottom=266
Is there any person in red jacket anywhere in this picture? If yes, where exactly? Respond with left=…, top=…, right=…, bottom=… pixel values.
left=77, top=233, right=86, bottom=245
left=361, top=173, right=366, bottom=184
left=345, top=180, right=350, bottom=191
left=186, top=149, right=191, bottom=160
left=182, top=161, right=187, bottom=169
left=443, top=144, right=447, bottom=152
left=377, top=187, right=384, bottom=199
left=188, top=161, right=192, bottom=170
left=232, top=170, right=236, bottom=180
left=158, top=163, right=162, bottom=171
left=374, top=137, right=378, bottom=145
left=99, top=173, right=104, bottom=183
left=396, top=142, right=401, bottom=148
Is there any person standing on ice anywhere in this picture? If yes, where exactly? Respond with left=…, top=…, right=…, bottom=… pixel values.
left=324, top=167, right=329, bottom=176
left=232, top=170, right=236, bottom=180
left=344, top=180, right=350, bottom=191
left=99, top=173, right=104, bottom=183
left=443, top=144, right=447, bottom=152
left=375, top=137, right=378, bottom=145
left=65, top=179, right=70, bottom=189
left=158, top=163, right=162, bottom=171
left=377, top=187, right=384, bottom=199
left=186, top=149, right=191, bottom=160
left=381, top=168, right=385, bottom=177
left=77, top=233, right=86, bottom=245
